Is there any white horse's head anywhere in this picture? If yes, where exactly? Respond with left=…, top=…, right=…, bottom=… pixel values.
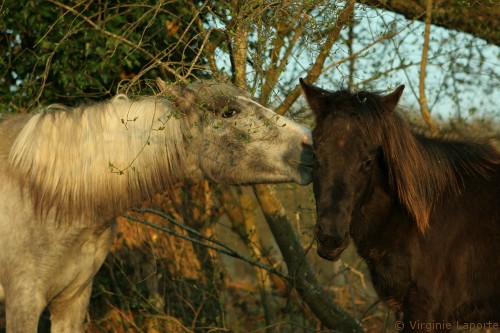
left=158, top=79, right=313, bottom=185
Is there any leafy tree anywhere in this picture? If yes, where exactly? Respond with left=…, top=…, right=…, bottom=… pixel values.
left=0, top=0, right=204, bottom=110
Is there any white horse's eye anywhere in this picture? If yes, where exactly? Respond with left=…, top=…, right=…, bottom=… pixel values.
left=221, top=108, right=239, bottom=118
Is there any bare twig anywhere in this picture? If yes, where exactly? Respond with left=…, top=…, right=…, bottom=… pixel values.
left=49, top=0, right=157, bottom=60
left=275, top=0, right=356, bottom=115
left=260, top=11, right=309, bottom=105
left=320, top=10, right=424, bottom=80
left=123, top=210, right=289, bottom=279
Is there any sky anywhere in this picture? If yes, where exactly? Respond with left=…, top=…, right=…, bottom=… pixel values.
left=210, top=3, right=499, bottom=122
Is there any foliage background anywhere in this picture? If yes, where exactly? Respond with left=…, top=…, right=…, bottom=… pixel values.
left=1, top=0, right=499, bottom=332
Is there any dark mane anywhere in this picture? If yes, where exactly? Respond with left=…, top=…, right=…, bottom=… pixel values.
left=335, top=90, right=500, bottom=232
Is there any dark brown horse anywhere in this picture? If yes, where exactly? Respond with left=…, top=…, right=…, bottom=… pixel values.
left=300, top=78, right=500, bottom=332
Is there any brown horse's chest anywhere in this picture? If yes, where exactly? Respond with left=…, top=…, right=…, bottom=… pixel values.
left=362, top=248, right=412, bottom=314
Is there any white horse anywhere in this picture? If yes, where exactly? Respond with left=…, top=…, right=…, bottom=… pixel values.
left=0, top=79, right=313, bottom=332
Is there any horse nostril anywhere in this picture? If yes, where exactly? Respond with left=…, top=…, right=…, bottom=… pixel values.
left=313, top=224, right=328, bottom=242
left=314, top=222, right=349, bottom=248
left=301, top=131, right=313, bottom=146
left=313, top=223, right=322, bottom=234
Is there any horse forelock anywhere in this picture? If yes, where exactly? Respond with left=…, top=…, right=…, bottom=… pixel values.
left=8, top=96, right=189, bottom=225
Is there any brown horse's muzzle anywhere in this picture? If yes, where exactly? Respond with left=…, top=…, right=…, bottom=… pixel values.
left=313, top=223, right=351, bottom=262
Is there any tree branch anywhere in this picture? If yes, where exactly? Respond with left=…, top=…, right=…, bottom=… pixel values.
left=362, top=0, right=499, bottom=46
left=231, top=2, right=251, bottom=87
left=418, top=0, right=438, bottom=133
left=260, top=13, right=308, bottom=105
left=123, top=210, right=289, bottom=279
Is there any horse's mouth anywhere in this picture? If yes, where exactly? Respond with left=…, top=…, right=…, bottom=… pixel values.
left=297, top=162, right=314, bottom=173
left=316, top=236, right=350, bottom=262
left=298, top=163, right=313, bottom=185
left=316, top=244, right=346, bottom=262
left=300, top=162, right=314, bottom=169
left=285, top=159, right=313, bottom=185
left=285, top=143, right=314, bottom=185
left=288, top=159, right=313, bottom=168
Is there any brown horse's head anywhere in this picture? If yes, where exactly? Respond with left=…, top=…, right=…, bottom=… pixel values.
left=300, top=78, right=404, bottom=261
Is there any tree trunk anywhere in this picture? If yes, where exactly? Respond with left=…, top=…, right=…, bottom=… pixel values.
left=418, top=0, right=439, bottom=133
left=253, top=185, right=364, bottom=332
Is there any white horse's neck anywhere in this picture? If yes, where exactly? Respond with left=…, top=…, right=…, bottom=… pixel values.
left=8, top=96, right=189, bottom=224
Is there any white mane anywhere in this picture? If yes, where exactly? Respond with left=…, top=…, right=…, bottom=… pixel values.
left=8, top=95, right=189, bottom=223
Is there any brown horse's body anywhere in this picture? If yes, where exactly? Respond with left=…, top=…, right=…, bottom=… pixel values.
left=352, top=137, right=500, bottom=324
left=301, top=79, right=500, bottom=332
left=0, top=79, right=313, bottom=333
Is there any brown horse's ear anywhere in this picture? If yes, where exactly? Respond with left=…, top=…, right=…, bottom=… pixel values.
left=300, top=78, right=330, bottom=116
left=381, top=85, right=405, bottom=112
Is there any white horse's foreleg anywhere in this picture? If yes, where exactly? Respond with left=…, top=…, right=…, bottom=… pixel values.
left=48, top=222, right=116, bottom=333
left=49, top=282, right=92, bottom=333
left=4, top=287, right=47, bottom=333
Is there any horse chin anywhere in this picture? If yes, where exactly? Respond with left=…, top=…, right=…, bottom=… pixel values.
left=316, top=244, right=347, bottom=262
left=316, top=236, right=350, bottom=262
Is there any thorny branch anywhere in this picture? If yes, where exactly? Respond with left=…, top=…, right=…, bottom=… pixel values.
left=123, top=209, right=289, bottom=279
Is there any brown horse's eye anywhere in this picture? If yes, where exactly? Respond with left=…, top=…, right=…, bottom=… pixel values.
left=221, top=108, right=239, bottom=118
left=361, top=158, right=373, bottom=171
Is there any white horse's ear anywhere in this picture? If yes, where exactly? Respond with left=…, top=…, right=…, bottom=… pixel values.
left=156, top=77, right=168, bottom=90
left=157, top=78, right=181, bottom=96
left=157, top=78, right=196, bottom=110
